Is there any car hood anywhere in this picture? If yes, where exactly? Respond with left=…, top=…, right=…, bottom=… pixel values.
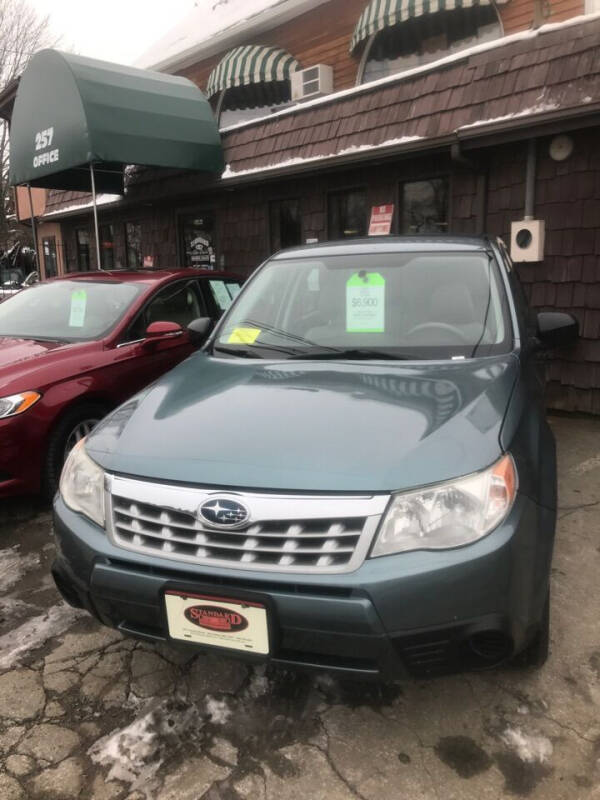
left=0, top=336, right=66, bottom=367
left=87, top=352, right=519, bottom=493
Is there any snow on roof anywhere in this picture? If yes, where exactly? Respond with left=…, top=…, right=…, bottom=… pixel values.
left=220, top=11, right=600, bottom=136
left=135, top=0, right=329, bottom=72
left=44, top=194, right=122, bottom=218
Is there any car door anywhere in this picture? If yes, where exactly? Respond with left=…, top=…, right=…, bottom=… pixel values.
left=105, top=279, right=207, bottom=404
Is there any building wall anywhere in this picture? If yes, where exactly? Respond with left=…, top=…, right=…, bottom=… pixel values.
left=57, top=125, right=599, bottom=412
left=178, top=0, right=586, bottom=95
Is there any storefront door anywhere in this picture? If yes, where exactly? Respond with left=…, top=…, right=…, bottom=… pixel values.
left=179, top=212, right=216, bottom=269
left=42, top=236, right=58, bottom=278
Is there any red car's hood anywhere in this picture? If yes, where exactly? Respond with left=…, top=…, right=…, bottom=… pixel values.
left=0, top=337, right=67, bottom=367
left=0, top=336, right=98, bottom=395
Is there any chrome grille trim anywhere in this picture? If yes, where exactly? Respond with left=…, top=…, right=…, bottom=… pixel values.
left=105, top=474, right=389, bottom=574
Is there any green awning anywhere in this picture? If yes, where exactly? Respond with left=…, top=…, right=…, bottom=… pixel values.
left=206, top=45, right=300, bottom=99
left=350, top=0, right=499, bottom=52
left=9, top=49, right=224, bottom=192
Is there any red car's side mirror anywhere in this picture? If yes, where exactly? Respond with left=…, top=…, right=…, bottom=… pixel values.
left=143, top=320, right=184, bottom=345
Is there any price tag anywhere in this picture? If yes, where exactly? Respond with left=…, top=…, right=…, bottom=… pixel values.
left=346, top=272, right=385, bottom=333
left=210, top=280, right=233, bottom=311
left=69, top=289, right=87, bottom=328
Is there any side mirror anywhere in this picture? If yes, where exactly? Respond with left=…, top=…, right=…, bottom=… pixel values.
left=143, top=320, right=184, bottom=345
left=187, top=317, right=214, bottom=347
left=536, top=312, right=579, bottom=349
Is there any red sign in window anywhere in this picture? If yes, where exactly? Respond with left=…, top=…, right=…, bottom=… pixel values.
left=369, top=204, right=394, bottom=236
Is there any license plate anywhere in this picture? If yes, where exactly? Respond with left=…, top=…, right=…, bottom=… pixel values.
left=164, top=591, right=269, bottom=655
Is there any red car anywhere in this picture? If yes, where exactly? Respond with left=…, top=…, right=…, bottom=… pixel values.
left=0, top=269, right=242, bottom=498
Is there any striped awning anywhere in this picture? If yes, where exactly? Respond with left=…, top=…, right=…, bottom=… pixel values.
left=350, top=0, right=503, bottom=52
left=206, top=45, right=300, bottom=99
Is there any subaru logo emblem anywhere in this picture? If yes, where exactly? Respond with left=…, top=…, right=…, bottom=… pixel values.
left=199, top=497, right=249, bottom=529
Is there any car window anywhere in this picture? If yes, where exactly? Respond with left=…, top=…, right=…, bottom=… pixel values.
left=126, top=280, right=205, bottom=342
left=207, top=279, right=243, bottom=313
left=497, top=240, right=535, bottom=339
left=0, top=280, right=142, bottom=341
left=216, top=252, right=512, bottom=360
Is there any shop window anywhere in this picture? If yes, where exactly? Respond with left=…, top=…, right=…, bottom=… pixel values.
left=270, top=199, right=302, bottom=253
left=125, top=222, right=142, bottom=269
left=76, top=228, right=91, bottom=271
left=401, top=179, right=449, bottom=234
left=361, top=7, right=502, bottom=84
left=179, top=212, right=216, bottom=269
left=100, top=224, right=115, bottom=269
left=42, top=237, right=58, bottom=278
left=328, top=190, right=368, bottom=240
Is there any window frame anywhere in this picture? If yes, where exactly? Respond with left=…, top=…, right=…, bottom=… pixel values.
left=75, top=227, right=91, bottom=272
left=118, top=278, right=208, bottom=346
left=100, top=223, right=115, bottom=269
left=125, top=221, right=143, bottom=270
left=399, top=175, right=451, bottom=235
left=327, top=187, right=369, bottom=241
left=269, top=196, right=303, bottom=254
left=356, top=7, right=504, bottom=85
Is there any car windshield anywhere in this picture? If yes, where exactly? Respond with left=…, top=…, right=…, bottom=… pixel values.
left=0, top=279, right=143, bottom=342
left=215, top=252, right=512, bottom=360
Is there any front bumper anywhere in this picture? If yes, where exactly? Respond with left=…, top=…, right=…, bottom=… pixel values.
left=0, top=414, right=43, bottom=497
left=52, top=492, right=555, bottom=680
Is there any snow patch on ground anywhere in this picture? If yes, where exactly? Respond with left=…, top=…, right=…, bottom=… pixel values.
left=501, top=727, right=553, bottom=763
left=0, top=602, right=85, bottom=670
left=89, top=697, right=204, bottom=793
left=245, top=666, right=270, bottom=699
left=204, top=695, right=232, bottom=725
left=0, top=546, right=41, bottom=593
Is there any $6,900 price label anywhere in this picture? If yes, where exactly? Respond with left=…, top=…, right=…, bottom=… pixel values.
left=346, top=273, right=385, bottom=333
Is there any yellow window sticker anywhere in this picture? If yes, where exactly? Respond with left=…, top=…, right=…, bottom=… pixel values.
left=69, top=289, right=87, bottom=328
left=228, top=327, right=261, bottom=344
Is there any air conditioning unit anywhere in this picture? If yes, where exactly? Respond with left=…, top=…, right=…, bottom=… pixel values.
left=291, top=65, right=333, bottom=102
left=510, top=219, right=546, bottom=262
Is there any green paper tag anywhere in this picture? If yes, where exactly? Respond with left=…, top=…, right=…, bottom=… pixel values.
left=69, top=289, right=87, bottom=328
left=346, top=272, right=385, bottom=333
left=210, top=280, right=233, bottom=311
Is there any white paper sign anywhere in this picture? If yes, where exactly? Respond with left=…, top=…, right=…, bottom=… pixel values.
left=69, top=289, right=87, bottom=328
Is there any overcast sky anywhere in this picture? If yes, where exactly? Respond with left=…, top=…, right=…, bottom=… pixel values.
left=30, top=0, right=196, bottom=65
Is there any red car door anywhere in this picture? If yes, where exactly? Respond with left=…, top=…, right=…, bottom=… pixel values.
left=100, top=279, right=206, bottom=405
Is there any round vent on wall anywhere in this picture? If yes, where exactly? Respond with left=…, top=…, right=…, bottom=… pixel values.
left=549, top=135, right=574, bottom=162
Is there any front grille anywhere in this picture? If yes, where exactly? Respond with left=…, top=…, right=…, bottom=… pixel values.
left=106, top=475, right=388, bottom=575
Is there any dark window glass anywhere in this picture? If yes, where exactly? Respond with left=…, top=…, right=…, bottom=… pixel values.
left=100, top=224, right=115, bottom=269
left=401, top=179, right=449, bottom=234
left=127, top=280, right=204, bottom=341
left=42, top=237, right=58, bottom=278
left=76, top=229, right=90, bottom=271
left=219, top=80, right=292, bottom=128
left=270, top=199, right=301, bottom=253
left=125, top=222, right=142, bottom=269
left=328, top=190, right=368, bottom=240
left=363, top=6, right=501, bottom=83
left=179, top=212, right=216, bottom=269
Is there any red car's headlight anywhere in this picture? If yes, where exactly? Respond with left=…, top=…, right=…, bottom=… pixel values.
left=0, top=391, right=41, bottom=419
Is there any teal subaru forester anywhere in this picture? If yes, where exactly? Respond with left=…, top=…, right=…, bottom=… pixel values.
left=52, top=237, right=578, bottom=680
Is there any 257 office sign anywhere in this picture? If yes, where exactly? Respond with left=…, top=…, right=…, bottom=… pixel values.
left=33, top=127, right=60, bottom=169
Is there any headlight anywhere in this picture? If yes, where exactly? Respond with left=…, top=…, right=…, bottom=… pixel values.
left=59, top=440, right=105, bottom=527
left=371, top=455, right=517, bottom=557
left=0, top=391, right=41, bottom=419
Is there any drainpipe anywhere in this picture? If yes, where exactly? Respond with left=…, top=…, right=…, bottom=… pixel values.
left=524, top=138, right=537, bottom=220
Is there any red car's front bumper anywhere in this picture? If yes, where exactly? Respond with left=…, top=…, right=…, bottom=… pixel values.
left=0, top=412, right=45, bottom=497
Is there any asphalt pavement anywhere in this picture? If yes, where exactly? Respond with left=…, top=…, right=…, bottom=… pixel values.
left=0, top=415, right=599, bottom=799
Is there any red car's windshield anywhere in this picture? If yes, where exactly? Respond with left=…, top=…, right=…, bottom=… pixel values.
left=0, top=279, right=143, bottom=342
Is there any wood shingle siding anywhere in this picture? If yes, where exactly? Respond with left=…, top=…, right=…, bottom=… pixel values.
left=222, top=16, right=600, bottom=175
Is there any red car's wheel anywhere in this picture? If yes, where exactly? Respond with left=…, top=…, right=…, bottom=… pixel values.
left=43, top=403, right=107, bottom=500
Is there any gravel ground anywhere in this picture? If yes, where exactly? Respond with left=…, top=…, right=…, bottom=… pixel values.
left=0, top=415, right=599, bottom=800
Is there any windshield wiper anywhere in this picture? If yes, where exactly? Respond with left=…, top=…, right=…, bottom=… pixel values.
left=212, top=345, right=263, bottom=359
left=288, top=349, right=413, bottom=361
